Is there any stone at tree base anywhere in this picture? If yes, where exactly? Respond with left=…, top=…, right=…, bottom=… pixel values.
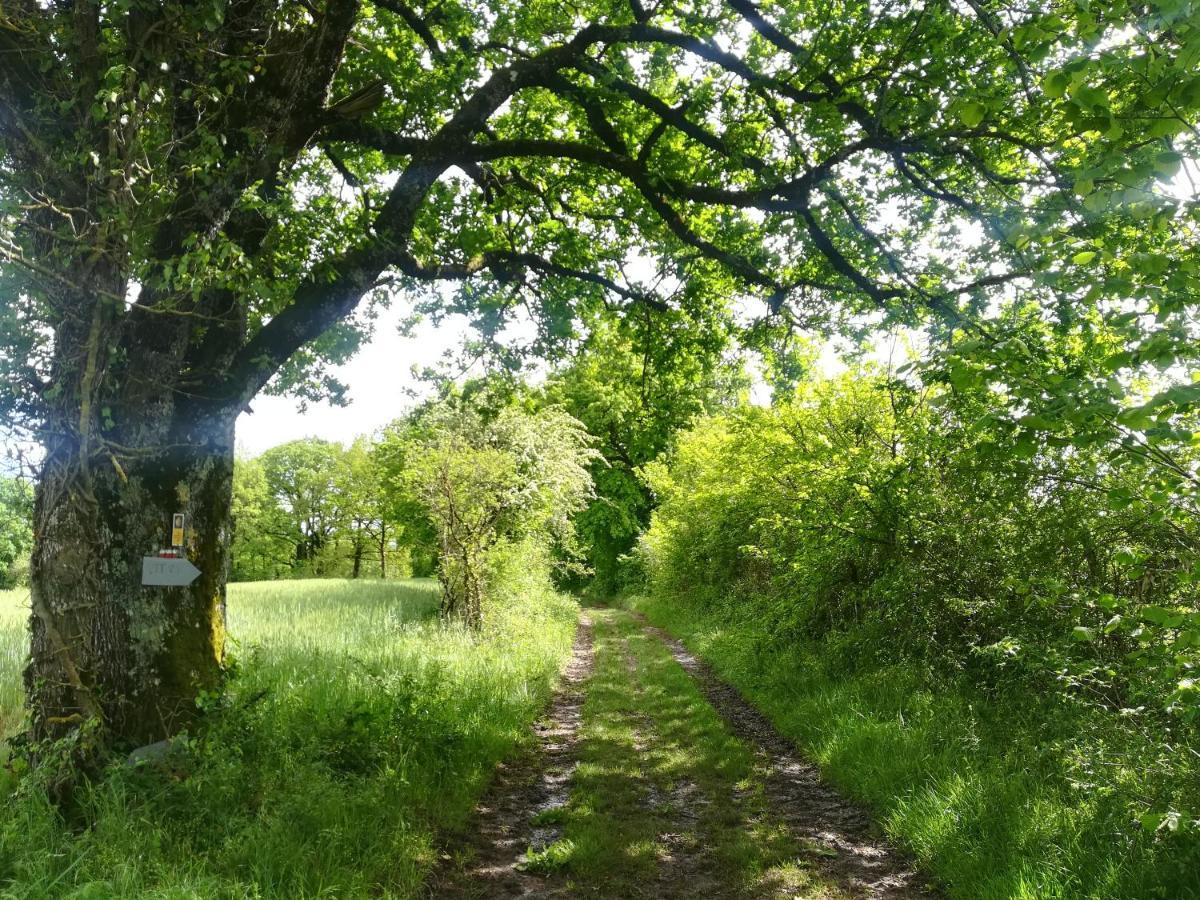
left=127, top=739, right=174, bottom=767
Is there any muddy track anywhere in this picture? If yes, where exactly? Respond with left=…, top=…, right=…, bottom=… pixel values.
left=429, top=612, right=595, bottom=899
left=637, top=616, right=938, bottom=900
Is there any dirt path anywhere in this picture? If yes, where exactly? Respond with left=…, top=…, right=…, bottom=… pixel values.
left=432, top=607, right=935, bottom=899
left=638, top=616, right=937, bottom=899
left=430, top=612, right=595, bottom=899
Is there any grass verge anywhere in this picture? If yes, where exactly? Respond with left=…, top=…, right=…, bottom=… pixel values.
left=0, top=579, right=577, bottom=899
left=628, top=593, right=1200, bottom=900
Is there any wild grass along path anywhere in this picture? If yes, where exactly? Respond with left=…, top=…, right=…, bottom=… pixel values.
left=431, top=611, right=595, bottom=898
left=432, top=607, right=935, bottom=899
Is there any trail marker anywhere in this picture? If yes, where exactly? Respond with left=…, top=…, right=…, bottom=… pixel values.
left=142, top=556, right=201, bottom=587
left=171, top=512, right=185, bottom=548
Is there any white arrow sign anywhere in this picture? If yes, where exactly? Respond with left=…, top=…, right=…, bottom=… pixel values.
left=142, top=557, right=201, bottom=587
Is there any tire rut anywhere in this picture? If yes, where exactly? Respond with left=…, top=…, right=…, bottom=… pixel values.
left=613, top=634, right=727, bottom=900
left=637, top=616, right=939, bottom=900
left=429, top=612, right=595, bottom=899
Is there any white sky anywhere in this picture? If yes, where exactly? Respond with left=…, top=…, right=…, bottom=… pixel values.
left=235, top=305, right=470, bottom=456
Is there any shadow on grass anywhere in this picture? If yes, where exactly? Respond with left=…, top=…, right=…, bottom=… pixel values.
left=631, top=594, right=1200, bottom=900
left=549, top=609, right=844, bottom=899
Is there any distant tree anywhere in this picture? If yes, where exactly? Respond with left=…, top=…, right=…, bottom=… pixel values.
left=376, top=416, right=442, bottom=578
left=404, top=400, right=596, bottom=626
left=0, top=478, right=33, bottom=589
left=337, top=438, right=390, bottom=578
left=544, top=318, right=746, bottom=590
left=260, top=439, right=348, bottom=575
left=232, top=439, right=410, bottom=581
left=229, top=456, right=294, bottom=582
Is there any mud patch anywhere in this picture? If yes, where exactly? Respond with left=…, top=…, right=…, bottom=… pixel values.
left=639, top=617, right=938, bottom=899
left=429, top=612, right=595, bottom=899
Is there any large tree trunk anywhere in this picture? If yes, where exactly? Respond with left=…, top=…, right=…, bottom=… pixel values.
left=0, top=0, right=374, bottom=767
left=26, top=419, right=235, bottom=750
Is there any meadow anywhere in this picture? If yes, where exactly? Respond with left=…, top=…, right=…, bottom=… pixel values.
left=0, top=588, right=26, bottom=743
left=0, top=578, right=578, bottom=898
left=0, top=580, right=446, bottom=745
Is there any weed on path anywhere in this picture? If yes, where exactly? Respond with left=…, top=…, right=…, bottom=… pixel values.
left=432, top=607, right=937, bottom=899
left=637, top=614, right=938, bottom=899
left=561, top=609, right=851, bottom=899
left=431, top=612, right=596, bottom=898
left=442, top=608, right=891, bottom=898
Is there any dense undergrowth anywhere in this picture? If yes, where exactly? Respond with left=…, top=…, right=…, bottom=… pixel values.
left=631, top=367, right=1200, bottom=900
left=0, top=578, right=577, bottom=898
left=631, top=592, right=1197, bottom=899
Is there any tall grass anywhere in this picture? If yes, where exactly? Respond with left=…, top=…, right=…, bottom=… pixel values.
left=228, top=577, right=442, bottom=656
left=629, top=593, right=1200, bottom=900
left=0, top=588, right=27, bottom=742
left=0, top=580, right=446, bottom=743
left=0, top=578, right=577, bottom=898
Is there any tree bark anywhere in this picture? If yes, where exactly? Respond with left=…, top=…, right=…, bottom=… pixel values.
left=26, top=419, right=234, bottom=750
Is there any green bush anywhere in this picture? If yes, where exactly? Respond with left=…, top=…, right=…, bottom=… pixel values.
left=0, top=478, right=32, bottom=589
left=635, top=366, right=1200, bottom=898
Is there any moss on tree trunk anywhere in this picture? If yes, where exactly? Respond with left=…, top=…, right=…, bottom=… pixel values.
left=26, top=423, right=235, bottom=750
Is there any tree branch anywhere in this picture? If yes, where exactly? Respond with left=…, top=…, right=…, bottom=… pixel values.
left=375, top=0, right=445, bottom=60
left=223, top=22, right=639, bottom=406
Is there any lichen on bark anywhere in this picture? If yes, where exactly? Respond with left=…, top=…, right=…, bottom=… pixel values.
left=26, top=425, right=235, bottom=750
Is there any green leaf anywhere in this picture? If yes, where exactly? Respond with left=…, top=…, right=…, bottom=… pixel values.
left=1142, top=606, right=1184, bottom=628
left=1018, top=414, right=1057, bottom=431
left=1071, top=83, right=1109, bottom=111
left=1147, top=117, right=1185, bottom=138
left=956, top=101, right=987, bottom=128
left=1154, top=151, right=1183, bottom=178
left=1072, top=250, right=1098, bottom=265
left=1140, top=811, right=1165, bottom=833
left=1043, top=70, right=1070, bottom=98
left=1175, top=630, right=1200, bottom=649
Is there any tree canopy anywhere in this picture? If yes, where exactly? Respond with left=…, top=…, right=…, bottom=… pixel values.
left=0, top=0, right=1194, bottom=441
left=542, top=316, right=745, bottom=589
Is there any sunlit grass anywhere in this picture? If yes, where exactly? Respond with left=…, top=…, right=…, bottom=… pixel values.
left=0, top=579, right=444, bottom=742
left=0, top=588, right=27, bottom=740
left=229, top=577, right=441, bottom=656
left=549, top=608, right=846, bottom=898
left=0, top=577, right=578, bottom=898
left=630, top=593, right=1200, bottom=900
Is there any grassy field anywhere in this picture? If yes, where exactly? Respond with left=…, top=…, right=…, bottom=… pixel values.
left=0, top=578, right=578, bottom=898
left=628, top=593, right=1200, bottom=900
left=0, top=580, right=444, bottom=742
left=0, top=588, right=26, bottom=742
